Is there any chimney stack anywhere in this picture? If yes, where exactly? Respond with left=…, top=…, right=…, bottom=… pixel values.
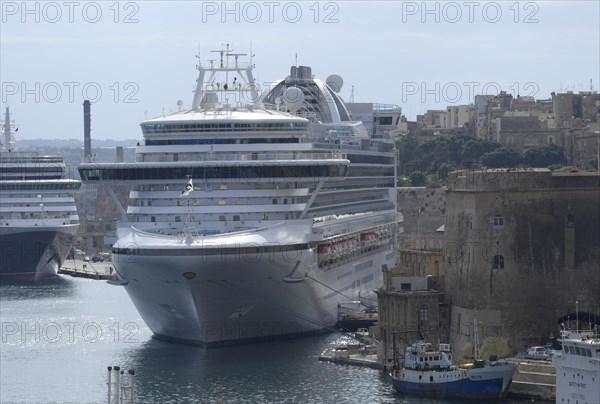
left=116, top=146, right=124, bottom=163
left=83, top=100, right=91, bottom=158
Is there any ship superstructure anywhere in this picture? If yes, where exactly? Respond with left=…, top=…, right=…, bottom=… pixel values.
left=78, top=46, right=402, bottom=345
left=0, top=107, right=81, bottom=280
left=553, top=327, right=600, bottom=404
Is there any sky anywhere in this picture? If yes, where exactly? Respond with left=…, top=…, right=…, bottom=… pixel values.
left=1, top=0, right=599, bottom=140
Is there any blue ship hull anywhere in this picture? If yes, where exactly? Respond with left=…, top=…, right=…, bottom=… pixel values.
left=392, top=376, right=509, bottom=400
left=0, top=228, right=74, bottom=281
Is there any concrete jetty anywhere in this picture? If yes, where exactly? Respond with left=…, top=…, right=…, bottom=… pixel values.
left=506, top=358, right=555, bottom=401
left=318, top=351, right=384, bottom=370
left=59, top=258, right=115, bottom=280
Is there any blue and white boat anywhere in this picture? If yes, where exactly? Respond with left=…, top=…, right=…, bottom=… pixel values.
left=390, top=340, right=515, bottom=400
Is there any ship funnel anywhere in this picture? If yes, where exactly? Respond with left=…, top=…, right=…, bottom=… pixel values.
left=288, top=66, right=312, bottom=82
left=83, top=100, right=91, bottom=158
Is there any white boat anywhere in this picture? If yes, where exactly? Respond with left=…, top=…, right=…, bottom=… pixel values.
left=0, top=107, right=81, bottom=281
left=553, top=327, right=600, bottom=404
left=78, top=45, right=402, bottom=346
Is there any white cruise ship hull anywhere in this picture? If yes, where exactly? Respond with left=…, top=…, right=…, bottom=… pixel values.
left=113, top=225, right=394, bottom=346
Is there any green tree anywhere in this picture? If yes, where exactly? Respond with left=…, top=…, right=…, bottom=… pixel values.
left=416, top=134, right=468, bottom=171
left=438, top=162, right=458, bottom=180
left=462, top=139, right=502, bottom=164
left=481, top=147, right=522, bottom=168
left=522, top=144, right=565, bottom=167
left=409, top=171, right=427, bottom=186
left=397, top=135, right=419, bottom=163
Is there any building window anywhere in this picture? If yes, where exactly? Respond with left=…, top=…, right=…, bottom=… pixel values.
left=547, top=136, right=554, bottom=144
left=219, top=215, right=226, bottom=221
left=272, top=199, right=278, bottom=204
left=493, top=214, right=504, bottom=230
left=218, top=199, right=226, bottom=205
left=419, top=306, right=429, bottom=323
left=493, top=255, right=505, bottom=269
left=151, top=216, right=156, bottom=223
left=235, top=199, right=242, bottom=205
left=233, top=215, right=240, bottom=221
left=220, top=184, right=228, bottom=190
left=175, top=216, right=181, bottom=222
left=400, top=283, right=411, bottom=291
left=192, top=200, right=200, bottom=206
left=163, top=185, right=169, bottom=191
left=378, top=116, right=393, bottom=125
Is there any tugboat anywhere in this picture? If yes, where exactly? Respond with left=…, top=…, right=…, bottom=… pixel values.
left=390, top=317, right=515, bottom=399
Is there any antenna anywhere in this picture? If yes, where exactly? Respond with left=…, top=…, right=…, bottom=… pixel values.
left=350, top=85, right=355, bottom=103
left=250, top=41, right=253, bottom=65
left=295, top=53, right=298, bottom=67
left=473, top=313, right=480, bottom=361
left=197, top=43, right=201, bottom=68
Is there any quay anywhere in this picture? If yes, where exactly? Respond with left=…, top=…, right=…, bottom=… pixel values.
left=506, top=358, right=555, bottom=401
left=59, top=258, right=115, bottom=280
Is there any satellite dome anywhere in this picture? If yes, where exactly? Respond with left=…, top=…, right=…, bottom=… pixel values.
left=326, top=74, right=343, bottom=93
left=201, top=92, right=219, bottom=108
left=283, top=87, right=304, bottom=111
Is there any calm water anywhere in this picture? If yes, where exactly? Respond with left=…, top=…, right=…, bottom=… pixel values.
left=1, top=277, right=527, bottom=403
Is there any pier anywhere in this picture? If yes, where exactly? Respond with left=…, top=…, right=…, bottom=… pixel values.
left=59, top=258, right=115, bottom=280
left=318, top=351, right=384, bottom=370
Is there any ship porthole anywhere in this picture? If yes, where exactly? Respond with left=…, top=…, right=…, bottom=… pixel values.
left=183, top=272, right=196, bottom=280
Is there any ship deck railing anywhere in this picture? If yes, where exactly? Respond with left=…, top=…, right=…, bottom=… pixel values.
left=136, top=151, right=346, bottom=163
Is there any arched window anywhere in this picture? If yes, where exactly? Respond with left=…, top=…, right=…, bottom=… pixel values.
left=493, top=255, right=505, bottom=269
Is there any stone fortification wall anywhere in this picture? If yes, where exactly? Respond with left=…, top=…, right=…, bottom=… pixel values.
left=443, top=169, right=600, bottom=355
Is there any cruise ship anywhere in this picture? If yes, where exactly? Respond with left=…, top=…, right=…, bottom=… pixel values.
left=78, top=47, right=402, bottom=345
left=553, top=327, right=600, bottom=404
left=0, top=107, right=81, bottom=281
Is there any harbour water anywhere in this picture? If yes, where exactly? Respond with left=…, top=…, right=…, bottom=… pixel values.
left=1, top=277, right=526, bottom=403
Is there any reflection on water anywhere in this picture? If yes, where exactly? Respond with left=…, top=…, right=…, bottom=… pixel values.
left=1, top=277, right=528, bottom=404
left=0, top=275, right=77, bottom=300
left=115, top=334, right=400, bottom=404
